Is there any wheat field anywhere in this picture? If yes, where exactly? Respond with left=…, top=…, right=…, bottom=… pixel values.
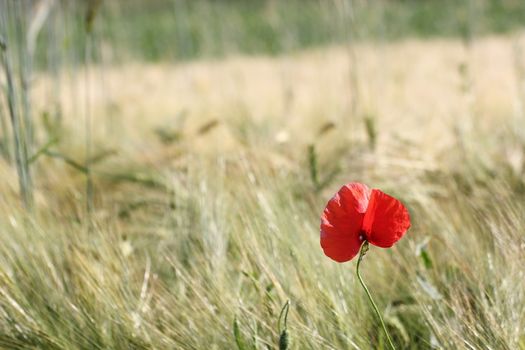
left=1, top=1, right=525, bottom=349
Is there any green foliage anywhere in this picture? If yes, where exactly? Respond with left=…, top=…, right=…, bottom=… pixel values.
left=30, top=0, right=525, bottom=65
left=278, top=301, right=290, bottom=350
left=233, top=317, right=246, bottom=350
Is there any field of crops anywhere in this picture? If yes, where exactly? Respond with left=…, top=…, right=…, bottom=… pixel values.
left=1, top=1, right=525, bottom=349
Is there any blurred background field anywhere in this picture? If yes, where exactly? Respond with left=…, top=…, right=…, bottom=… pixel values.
left=20, top=0, right=525, bottom=62
left=1, top=0, right=525, bottom=349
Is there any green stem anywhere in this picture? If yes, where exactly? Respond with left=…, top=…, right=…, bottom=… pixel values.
left=356, top=240, right=396, bottom=350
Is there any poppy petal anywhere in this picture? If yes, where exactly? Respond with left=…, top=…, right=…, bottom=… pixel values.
left=362, top=189, right=410, bottom=248
left=320, top=183, right=371, bottom=262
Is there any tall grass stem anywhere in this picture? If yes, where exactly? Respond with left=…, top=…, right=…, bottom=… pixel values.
left=0, top=8, right=33, bottom=209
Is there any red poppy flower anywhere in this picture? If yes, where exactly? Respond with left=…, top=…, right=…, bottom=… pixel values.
left=320, top=182, right=410, bottom=262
